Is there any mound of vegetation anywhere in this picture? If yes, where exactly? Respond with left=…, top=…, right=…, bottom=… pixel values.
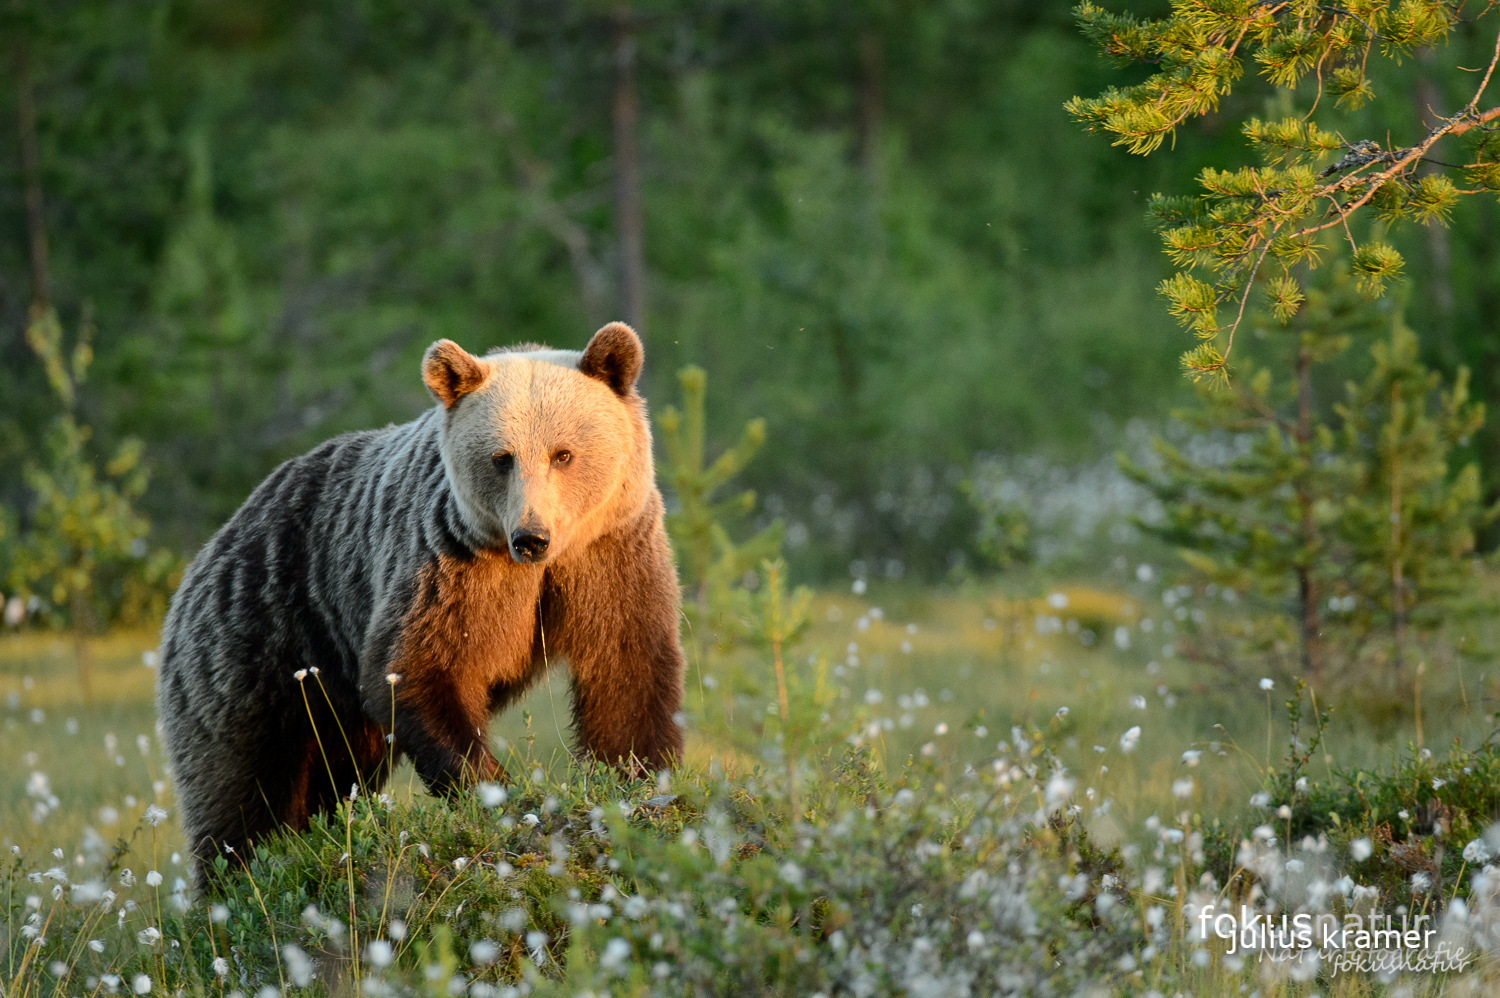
left=2, top=749, right=1143, bottom=997
left=1199, top=689, right=1500, bottom=917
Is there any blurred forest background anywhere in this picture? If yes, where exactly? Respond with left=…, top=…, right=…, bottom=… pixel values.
left=3, top=0, right=1500, bottom=589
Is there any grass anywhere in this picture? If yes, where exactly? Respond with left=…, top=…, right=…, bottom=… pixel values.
left=1, top=577, right=1498, bottom=995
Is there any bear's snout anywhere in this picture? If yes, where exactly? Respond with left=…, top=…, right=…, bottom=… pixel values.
left=509, top=526, right=551, bottom=563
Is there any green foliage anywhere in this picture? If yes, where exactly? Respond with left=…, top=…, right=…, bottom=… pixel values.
left=3, top=310, right=179, bottom=670
left=656, top=366, right=783, bottom=660
left=1070, top=0, right=1500, bottom=378
left=1123, top=265, right=1491, bottom=684
left=0, top=2, right=1208, bottom=579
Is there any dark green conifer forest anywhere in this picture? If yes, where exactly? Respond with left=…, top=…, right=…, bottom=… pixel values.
left=2, top=0, right=1498, bottom=583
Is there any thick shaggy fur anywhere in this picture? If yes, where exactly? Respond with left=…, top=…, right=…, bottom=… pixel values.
left=157, top=324, right=684, bottom=885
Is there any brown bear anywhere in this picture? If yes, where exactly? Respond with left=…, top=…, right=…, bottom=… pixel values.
left=156, top=322, right=684, bottom=885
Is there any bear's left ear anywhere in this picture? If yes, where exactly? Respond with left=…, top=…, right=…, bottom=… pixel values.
left=579, top=322, right=644, bottom=397
left=422, top=339, right=488, bottom=409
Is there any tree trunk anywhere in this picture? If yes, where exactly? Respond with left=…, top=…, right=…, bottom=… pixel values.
left=1391, top=381, right=1406, bottom=675
left=856, top=31, right=883, bottom=175
left=1415, top=50, right=1455, bottom=359
left=612, top=7, right=646, bottom=333
left=1295, top=343, right=1323, bottom=684
left=14, top=37, right=50, bottom=317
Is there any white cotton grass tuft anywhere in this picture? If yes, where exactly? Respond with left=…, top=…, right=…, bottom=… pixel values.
left=282, top=944, right=314, bottom=987
left=1350, top=838, right=1373, bottom=862
left=145, top=870, right=163, bottom=887
left=477, top=783, right=506, bottom=807
left=600, top=937, right=632, bottom=974
left=212, top=957, right=230, bottom=977
left=367, top=939, right=394, bottom=967
left=386, top=673, right=401, bottom=684
left=1259, top=677, right=1274, bottom=691
left=1119, top=726, right=1141, bottom=753
left=143, top=805, right=169, bottom=827
left=132, top=974, right=152, bottom=994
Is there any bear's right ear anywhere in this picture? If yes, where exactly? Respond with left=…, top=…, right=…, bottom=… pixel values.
left=422, top=340, right=487, bottom=408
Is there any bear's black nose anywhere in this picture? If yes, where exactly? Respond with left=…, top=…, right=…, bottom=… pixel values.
left=509, top=528, right=550, bottom=563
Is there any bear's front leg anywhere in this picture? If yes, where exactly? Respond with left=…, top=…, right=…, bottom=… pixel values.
left=544, top=510, right=685, bottom=775
left=387, top=671, right=502, bottom=794
left=362, top=586, right=507, bottom=797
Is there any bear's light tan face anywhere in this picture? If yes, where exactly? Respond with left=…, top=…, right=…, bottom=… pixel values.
left=430, top=337, right=651, bottom=563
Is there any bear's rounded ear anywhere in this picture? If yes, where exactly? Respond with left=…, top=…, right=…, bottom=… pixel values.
left=579, top=322, right=644, bottom=397
left=422, top=340, right=487, bottom=409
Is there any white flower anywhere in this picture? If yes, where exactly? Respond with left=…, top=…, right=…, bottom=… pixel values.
left=367, top=939, right=395, bottom=968
left=1119, top=726, right=1141, bottom=753
left=294, top=670, right=308, bottom=681
left=1045, top=773, right=1075, bottom=810
left=1259, top=678, right=1274, bottom=690
left=282, top=944, right=313, bottom=987
left=521, top=813, right=539, bottom=827
left=1464, top=839, right=1492, bottom=864
left=1350, top=838, right=1373, bottom=862
left=143, top=805, right=169, bottom=827
left=600, top=937, right=632, bottom=974
left=137, top=926, right=161, bottom=946
left=132, top=974, right=152, bottom=994
left=212, top=957, right=229, bottom=977
left=145, top=871, right=162, bottom=887
left=386, top=673, right=401, bottom=684
left=1181, top=750, right=1201, bottom=766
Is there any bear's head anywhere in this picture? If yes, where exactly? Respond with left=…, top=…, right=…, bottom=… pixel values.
left=421, top=322, right=653, bottom=564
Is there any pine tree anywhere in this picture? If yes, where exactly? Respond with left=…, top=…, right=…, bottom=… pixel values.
left=656, top=366, right=785, bottom=666
left=1334, top=314, right=1492, bottom=672
left=1123, top=264, right=1380, bottom=682
left=1125, top=265, right=1491, bottom=684
left=1068, top=1, right=1500, bottom=380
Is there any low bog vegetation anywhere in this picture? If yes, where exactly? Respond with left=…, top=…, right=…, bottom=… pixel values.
left=3, top=591, right=1500, bottom=997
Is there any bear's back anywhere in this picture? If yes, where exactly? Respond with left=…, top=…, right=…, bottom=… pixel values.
left=159, top=413, right=453, bottom=711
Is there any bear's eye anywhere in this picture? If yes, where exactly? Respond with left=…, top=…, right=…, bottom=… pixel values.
left=553, top=449, right=573, bottom=467
left=492, top=452, right=515, bottom=475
